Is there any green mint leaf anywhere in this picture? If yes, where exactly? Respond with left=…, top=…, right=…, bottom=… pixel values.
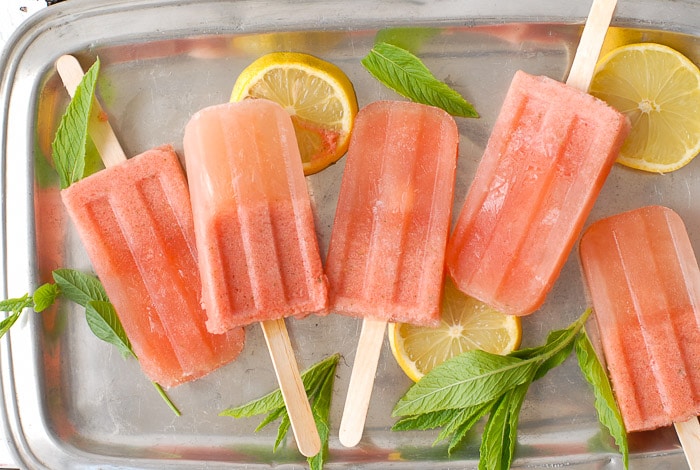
left=392, top=408, right=462, bottom=432
left=392, top=351, right=538, bottom=417
left=273, top=414, right=291, bottom=452
left=85, top=300, right=135, bottom=359
left=575, top=328, right=628, bottom=469
left=255, top=406, right=287, bottom=432
left=51, top=58, right=100, bottom=189
left=361, top=42, right=478, bottom=118
left=52, top=269, right=109, bottom=307
left=0, top=294, right=34, bottom=313
left=374, top=27, right=439, bottom=54
left=0, top=312, right=22, bottom=339
left=478, top=382, right=529, bottom=470
left=33, top=283, right=60, bottom=312
left=307, top=355, right=339, bottom=470
left=437, top=401, right=493, bottom=448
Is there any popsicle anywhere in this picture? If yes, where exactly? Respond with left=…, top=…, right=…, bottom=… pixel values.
left=325, top=101, right=459, bottom=446
left=445, top=0, right=629, bottom=316
left=183, top=98, right=325, bottom=457
left=56, top=55, right=245, bottom=388
left=579, top=205, right=700, bottom=465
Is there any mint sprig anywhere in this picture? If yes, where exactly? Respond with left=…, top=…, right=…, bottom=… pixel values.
left=392, top=309, right=628, bottom=470
left=51, top=58, right=100, bottom=189
left=361, top=42, right=479, bottom=118
left=221, top=353, right=340, bottom=469
left=0, top=268, right=180, bottom=416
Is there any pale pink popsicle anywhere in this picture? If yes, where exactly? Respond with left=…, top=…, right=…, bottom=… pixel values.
left=61, top=145, right=245, bottom=387
left=580, top=205, right=700, bottom=432
left=325, top=100, right=459, bottom=326
left=446, top=70, right=629, bottom=316
left=183, top=99, right=328, bottom=333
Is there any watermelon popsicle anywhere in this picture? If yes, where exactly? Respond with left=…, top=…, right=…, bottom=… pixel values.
left=55, top=55, right=245, bottom=388
left=579, top=206, right=700, bottom=464
left=183, top=98, right=326, bottom=457
left=325, top=101, right=459, bottom=447
left=445, top=0, right=629, bottom=316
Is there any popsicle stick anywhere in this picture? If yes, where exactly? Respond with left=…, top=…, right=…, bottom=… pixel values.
left=339, top=318, right=387, bottom=447
left=675, top=417, right=700, bottom=470
left=55, top=55, right=128, bottom=168
left=261, top=319, right=321, bottom=457
left=56, top=53, right=322, bottom=458
left=565, top=0, right=617, bottom=92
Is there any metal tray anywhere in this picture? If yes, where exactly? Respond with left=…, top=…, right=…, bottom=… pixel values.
left=1, top=0, right=699, bottom=468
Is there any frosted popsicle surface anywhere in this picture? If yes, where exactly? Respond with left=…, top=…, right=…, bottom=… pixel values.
left=183, top=99, right=328, bottom=333
left=61, top=145, right=245, bottom=387
left=446, top=71, right=629, bottom=316
left=580, top=205, right=700, bottom=432
left=325, top=101, right=458, bottom=326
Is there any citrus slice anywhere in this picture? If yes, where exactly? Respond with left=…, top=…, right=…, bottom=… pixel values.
left=589, top=43, right=700, bottom=173
left=388, top=278, right=522, bottom=382
left=231, top=52, right=358, bottom=175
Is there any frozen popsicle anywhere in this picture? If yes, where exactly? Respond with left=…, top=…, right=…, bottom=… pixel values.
left=445, top=0, right=629, bottom=316
left=579, top=205, right=700, bottom=464
left=56, top=55, right=245, bottom=388
left=325, top=101, right=459, bottom=446
left=183, top=98, right=326, bottom=457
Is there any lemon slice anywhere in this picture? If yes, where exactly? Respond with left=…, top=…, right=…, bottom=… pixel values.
left=589, top=43, right=700, bottom=173
left=388, top=278, right=522, bottom=382
left=231, top=52, right=358, bottom=175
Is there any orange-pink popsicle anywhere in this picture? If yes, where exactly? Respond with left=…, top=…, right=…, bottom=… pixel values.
left=183, top=99, right=328, bottom=333
left=61, top=145, right=245, bottom=387
left=580, top=205, right=700, bottom=432
left=446, top=70, right=629, bottom=316
left=325, top=100, right=459, bottom=326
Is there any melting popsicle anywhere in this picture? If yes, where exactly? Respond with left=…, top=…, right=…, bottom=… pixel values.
left=183, top=98, right=326, bottom=457
left=579, top=205, right=700, bottom=464
left=325, top=101, right=459, bottom=446
left=445, top=0, right=629, bottom=316
left=56, top=56, right=245, bottom=388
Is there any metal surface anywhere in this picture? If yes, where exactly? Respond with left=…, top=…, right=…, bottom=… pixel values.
left=0, top=0, right=699, bottom=468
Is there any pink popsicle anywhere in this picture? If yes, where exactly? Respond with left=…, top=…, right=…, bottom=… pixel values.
left=580, top=205, right=700, bottom=432
left=183, top=100, right=328, bottom=333
left=326, top=101, right=459, bottom=447
left=61, top=145, right=245, bottom=387
left=55, top=55, right=245, bottom=388
left=445, top=0, right=629, bottom=317
left=183, top=98, right=325, bottom=457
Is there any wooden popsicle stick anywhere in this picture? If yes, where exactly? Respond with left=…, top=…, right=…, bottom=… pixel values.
left=675, top=417, right=700, bottom=470
left=55, top=55, right=127, bottom=168
left=565, top=0, right=617, bottom=92
left=57, top=54, right=321, bottom=457
left=339, top=318, right=387, bottom=447
left=261, top=319, right=321, bottom=457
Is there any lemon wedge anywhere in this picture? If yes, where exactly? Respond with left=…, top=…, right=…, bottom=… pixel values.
left=388, top=277, right=522, bottom=382
left=589, top=43, right=700, bottom=173
left=231, top=52, right=358, bottom=175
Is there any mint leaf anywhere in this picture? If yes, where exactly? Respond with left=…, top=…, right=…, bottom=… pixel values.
left=479, top=382, right=529, bottom=470
left=0, top=312, right=22, bottom=338
left=0, top=294, right=34, bottom=313
left=575, top=328, right=628, bottom=469
left=152, top=382, right=181, bottom=417
left=221, top=353, right=340, bottom=465
left=393, top=408, right=462, bottom=431
left=374, top=27, right=439, bottom=54
left=33, top=283, right=60, bottom=312
left=85, top=300, right=135, bottom=359
left=437, top=401, right=493, bottom=449
left=52, top=269, right=108, bottom=307
left=392, top=351, right=538, bottom=417
left=51, top=58, right=100, bottom=189
left=361, top=42, right=478, bottom=118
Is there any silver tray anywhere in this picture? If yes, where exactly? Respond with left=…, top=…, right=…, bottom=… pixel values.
left=1, top=0, right=699, bottom=468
